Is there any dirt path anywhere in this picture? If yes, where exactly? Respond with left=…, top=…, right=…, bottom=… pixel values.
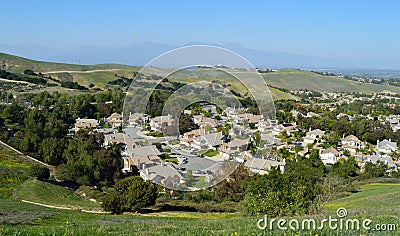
left=42, top=69, right=122, bottom=74
left=0, top=78, right=31, bottom=84
left=0, top=140, right=53, bottom=168
left=20, top=200, right=109, bottom=214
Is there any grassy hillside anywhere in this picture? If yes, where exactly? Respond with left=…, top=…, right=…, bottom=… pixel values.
left=16, top=179, right=101, bottom=211
left=0, top=149, right=31, bottom=198
left=323, top=183, right=400, bottom=213
left=1, top=145, right=399, bottom=235
left=262, top=69, right=400, bottom=94
left=0, top=182, right=399, bottom=235
left=0, top=52, right=137, bottom=74
left=2, top=52, right=400, bottom=96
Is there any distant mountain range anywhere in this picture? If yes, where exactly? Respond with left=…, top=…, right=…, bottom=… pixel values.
left=0, top=42, right=397, bottom=69
left=0, top=41, right=357, bottom=69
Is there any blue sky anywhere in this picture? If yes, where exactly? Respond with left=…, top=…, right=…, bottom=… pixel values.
left=2, top=0, right=400, bottom=66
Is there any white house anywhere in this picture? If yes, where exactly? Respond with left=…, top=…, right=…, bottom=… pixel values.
left=320, top=147, right=341, bottom=165
left=342, top=135, right=365, bottom=155
left=376, top=139, right=398, bottom=155
left=192, top=132, right=223, bottom=150
left=303, top=128, right=325, bottom=144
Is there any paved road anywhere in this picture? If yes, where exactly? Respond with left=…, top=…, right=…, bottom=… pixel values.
left=123, top=127, right=177, bottom=143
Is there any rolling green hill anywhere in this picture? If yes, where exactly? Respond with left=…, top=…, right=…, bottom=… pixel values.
left=262, top=69, right=400, bottom=94
left=323, top=183, right=400, bottom=213
left=2, top=52, right=400, bottom=97
left=0, top=52, right=137, bottom=74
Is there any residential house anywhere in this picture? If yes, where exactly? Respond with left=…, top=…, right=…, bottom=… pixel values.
left=303, top=128, right=325, bottom=144
left=376, top=139, right=398, bottom=155
left=127, top=113, right=147, bottom=126
left=129, top=145, right=162, bottom=157
left=123, top=155, right=160, bottom=171
left=272, top=122, right=297, bottom=136
left=342, top=135, right=365, bottom=155
left=260, top=133, right=281, bottom=147
left=140, top=163, right=184, bottom=188
left=74, top=118, right=99, bottom=132
left=150, top=114, right=175, bottom=132
left=219, top=138, right=249, bottom=158
left=180, top=129, right=205, bottom=145
left=106, top=113, right=123, bottom=128
left=320, top=147, right=341, bottom=165
left=193, top=115, right=218, bottom=128
left=244, top=156, right=286, bottom=174
left=257, top=119, right=275, bottom=132
left=192, top=131, right=223, bottom=150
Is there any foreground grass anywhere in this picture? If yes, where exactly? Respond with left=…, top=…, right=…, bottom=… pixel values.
left=1, top=196, right=399, bottom=235
left=1, top=146, right=400, bottom=235
left=1, top=183, right=400, bottom=235
left=324, top=183, right=400, bottom=214
left=16, top=178, right=102, bottom=211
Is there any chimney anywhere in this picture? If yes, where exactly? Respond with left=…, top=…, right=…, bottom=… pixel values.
left=145, top=168, right=149, bottom=175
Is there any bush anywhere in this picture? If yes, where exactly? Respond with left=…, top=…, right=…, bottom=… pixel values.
left=102, top=176, right=158, bottom=213
left=29, top=165, right=50, bottom=180
left=102, top=193, right=123, bottom=214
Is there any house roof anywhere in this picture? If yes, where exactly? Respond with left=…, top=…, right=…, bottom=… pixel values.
left=199, top=132, right=223, bottom=146
left=226, top=138, right=249, bottom=148
left=75, top=118, right=99, bottom=128
left=321, top=147, right=340, bottom=155
left=142, top=164, right=184, bottom=182
left=244, top=158, right=285, bottom=170
left=261, top=134, right=281, bottom=145
left=306, top=129, right=325, bottom=137
left=125, top=155, right=159, bottom=166
left=107, top=113, right=122, bottom=120
left=377, top=139, right=397, bottom=150
left=342, top=135, right=361, bottom=142
left=131, top=145, right=162, bottom=157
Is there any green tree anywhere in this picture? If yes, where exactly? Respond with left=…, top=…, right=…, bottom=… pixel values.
left=39, top=138, right=66, bottom=165
left=110, top=176, right=158, bottom=212
left=332, top=157, right=359, bottom=178
left=29, top=165, right=50, bottom=180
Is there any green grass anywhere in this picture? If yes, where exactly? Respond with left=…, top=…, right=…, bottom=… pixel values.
left=323, top=183, right=400, bottom=214
left=16, top=178, right=102, bottom=211
left=3, top=52, right=400, bottom=97
left=0, top=52, right=138, bottom=74
left=262, top=69, right=400, bottom=94
left=203, top=150, right=219, bottom=157
left=163, top=157, right=178, bottom=164
left=0, top=149, right=31, bottom=198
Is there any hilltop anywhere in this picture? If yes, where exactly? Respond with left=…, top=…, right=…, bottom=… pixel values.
left=262, top=69, right=400, bottom=94
left=1, top=52, right=400, bottom=97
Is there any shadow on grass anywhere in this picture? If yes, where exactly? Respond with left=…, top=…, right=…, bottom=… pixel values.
left=43, top=179, right=79, bottom=190
left=138, top=204, right=198, bottom=214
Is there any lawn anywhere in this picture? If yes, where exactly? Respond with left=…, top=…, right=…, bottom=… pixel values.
left=203, top=149, right=219, bottom=157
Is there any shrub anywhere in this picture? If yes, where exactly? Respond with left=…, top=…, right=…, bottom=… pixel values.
left=102, top=176, right=158, bottom=213
left=29, top=165, right=50, bottom=180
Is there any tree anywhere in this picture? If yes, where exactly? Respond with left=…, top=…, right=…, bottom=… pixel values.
left=104, top=176, right=158, bottom=213
left=29, top=165, right=50, bottom=180
left=214, top=164, right=249, bottom=202
left=332, top=157, right=359, bottom=178
left=39, top=138, right=66, bottom=165
left=245, top=157, right=323, bottom=216
left=359, top=161, right=388, bottom=180
left=23, top=69, right=37, bottom=76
